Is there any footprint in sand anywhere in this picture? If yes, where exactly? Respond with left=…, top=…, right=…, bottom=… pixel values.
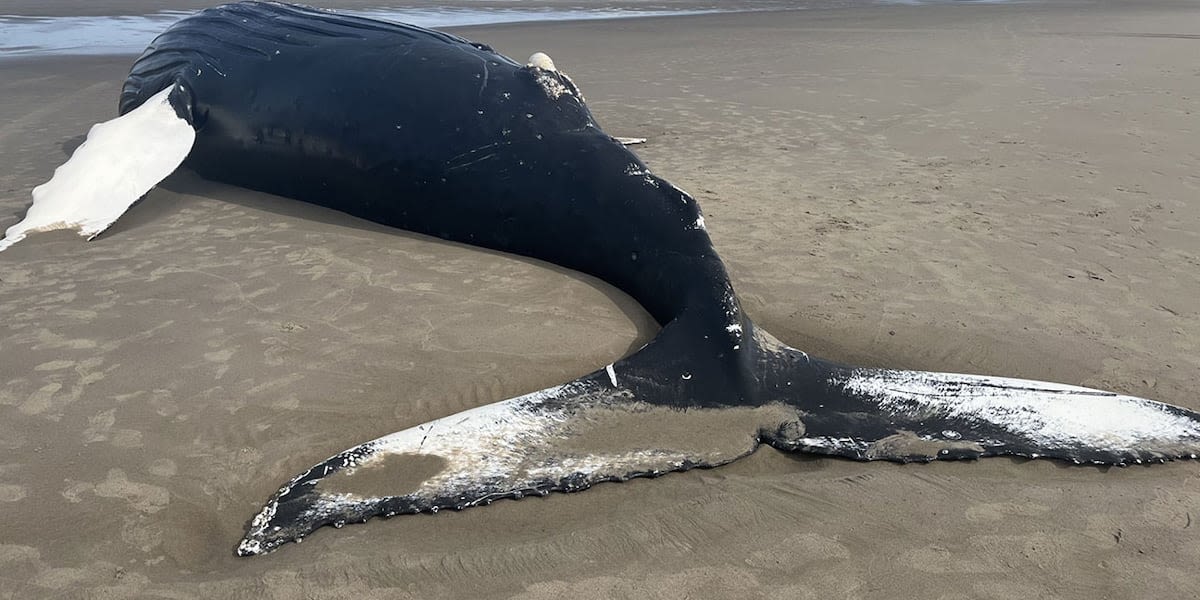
left=0, top=483, right=28, bottom=502
left=62, top=469, right=169, bottom=514
left=82, top=408, right=145, bottom=448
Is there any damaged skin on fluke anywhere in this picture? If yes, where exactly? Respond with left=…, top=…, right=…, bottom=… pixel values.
left=1, top=2, right=1197, bottom=557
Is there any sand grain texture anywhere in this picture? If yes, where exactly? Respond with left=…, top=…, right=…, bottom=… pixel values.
left=2, top=1, right=1199, bottom=598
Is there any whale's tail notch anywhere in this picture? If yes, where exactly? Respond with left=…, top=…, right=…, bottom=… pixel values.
left=0, top=83, right=195, bottom=253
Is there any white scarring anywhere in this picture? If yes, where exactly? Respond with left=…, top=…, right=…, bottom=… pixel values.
left=841, top=369, right=1200, bottom=451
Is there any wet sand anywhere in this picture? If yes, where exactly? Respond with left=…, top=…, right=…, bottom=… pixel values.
left=2, top=1, right=1200, bottom=598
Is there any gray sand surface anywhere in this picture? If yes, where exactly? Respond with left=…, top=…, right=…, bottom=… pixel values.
left=2, top=1, right=1199, bottom=598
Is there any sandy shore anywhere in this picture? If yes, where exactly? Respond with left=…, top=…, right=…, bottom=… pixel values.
left=2, top=1, right=1199, bottom=598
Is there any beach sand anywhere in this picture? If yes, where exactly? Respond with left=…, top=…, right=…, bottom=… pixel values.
left=2, top=0, right=1199, bottom=598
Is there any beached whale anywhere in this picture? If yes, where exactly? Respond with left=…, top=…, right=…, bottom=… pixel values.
left=2, top=1, right=1197, bottom=556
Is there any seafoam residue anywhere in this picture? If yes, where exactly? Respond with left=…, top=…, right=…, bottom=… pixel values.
left=839, top=368, right=1200, bottom=452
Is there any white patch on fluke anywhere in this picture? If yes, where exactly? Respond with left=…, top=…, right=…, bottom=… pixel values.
left=0, top=86, right=194, bottom=252
left=792, top=436, right=870, bottom=455
left=606, top=363, right=618, bottom=387
left=369, top=389, right=569, bottom=484
left=841, top=369, right=1200, bottom=452
left=240, top=384, right=576, bottom=554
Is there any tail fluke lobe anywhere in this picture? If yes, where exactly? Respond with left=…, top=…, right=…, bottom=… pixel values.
left=0, top=84, right=194, bottom=253
left=766, top=358, right=1200, bottom=466
left=238, top=366, right=800, bottom=556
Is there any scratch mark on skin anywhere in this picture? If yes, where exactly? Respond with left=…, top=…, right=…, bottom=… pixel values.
left=446, top=142, right=502, bottom=165
left=478, top=58, right=489, bottom=98
left=447, top=152, right=498, bottom=171
left=449, top=44, right=492, bottom=98
left=419, top=422, right=434, bottom=449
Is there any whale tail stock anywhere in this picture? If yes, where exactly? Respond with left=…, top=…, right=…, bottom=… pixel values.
left=237, top=314, right=1200, bottom=555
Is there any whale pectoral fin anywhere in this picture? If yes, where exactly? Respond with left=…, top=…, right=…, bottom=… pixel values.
left=769, top=365, right=1200, bottom=465
left=614, top=137, right=647, bottom=146
left=238, top=368, right=779, bottom=556
left=0, top=84, right=195, bottom=252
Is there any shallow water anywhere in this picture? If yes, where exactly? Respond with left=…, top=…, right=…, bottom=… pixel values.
left=0, top=7, right=729, bottom=56
left=0, top=0, right=1022, bottom=57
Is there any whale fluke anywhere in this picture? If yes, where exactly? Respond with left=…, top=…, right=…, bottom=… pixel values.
left=238, top=322, right=1200, bottom=555
left=237, top=315, right=801, bottom=555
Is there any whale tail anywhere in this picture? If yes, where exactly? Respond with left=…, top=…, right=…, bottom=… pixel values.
left=238, top=320, right=1200, bottom=555
left=0, top=84, right=195, bottom=253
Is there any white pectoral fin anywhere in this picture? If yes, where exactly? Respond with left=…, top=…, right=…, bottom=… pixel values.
left=0, top=85, right=195, bottom=252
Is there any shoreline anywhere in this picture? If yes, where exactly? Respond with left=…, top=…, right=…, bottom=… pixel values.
left=2, top=0, right=802, bottom=18
left=0, top=5, right=800, bottom=58
left=2, top=1, right=1198, bottom=598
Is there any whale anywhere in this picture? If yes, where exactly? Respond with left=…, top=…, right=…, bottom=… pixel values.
left=1, top=1, right=1197, bottom=557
